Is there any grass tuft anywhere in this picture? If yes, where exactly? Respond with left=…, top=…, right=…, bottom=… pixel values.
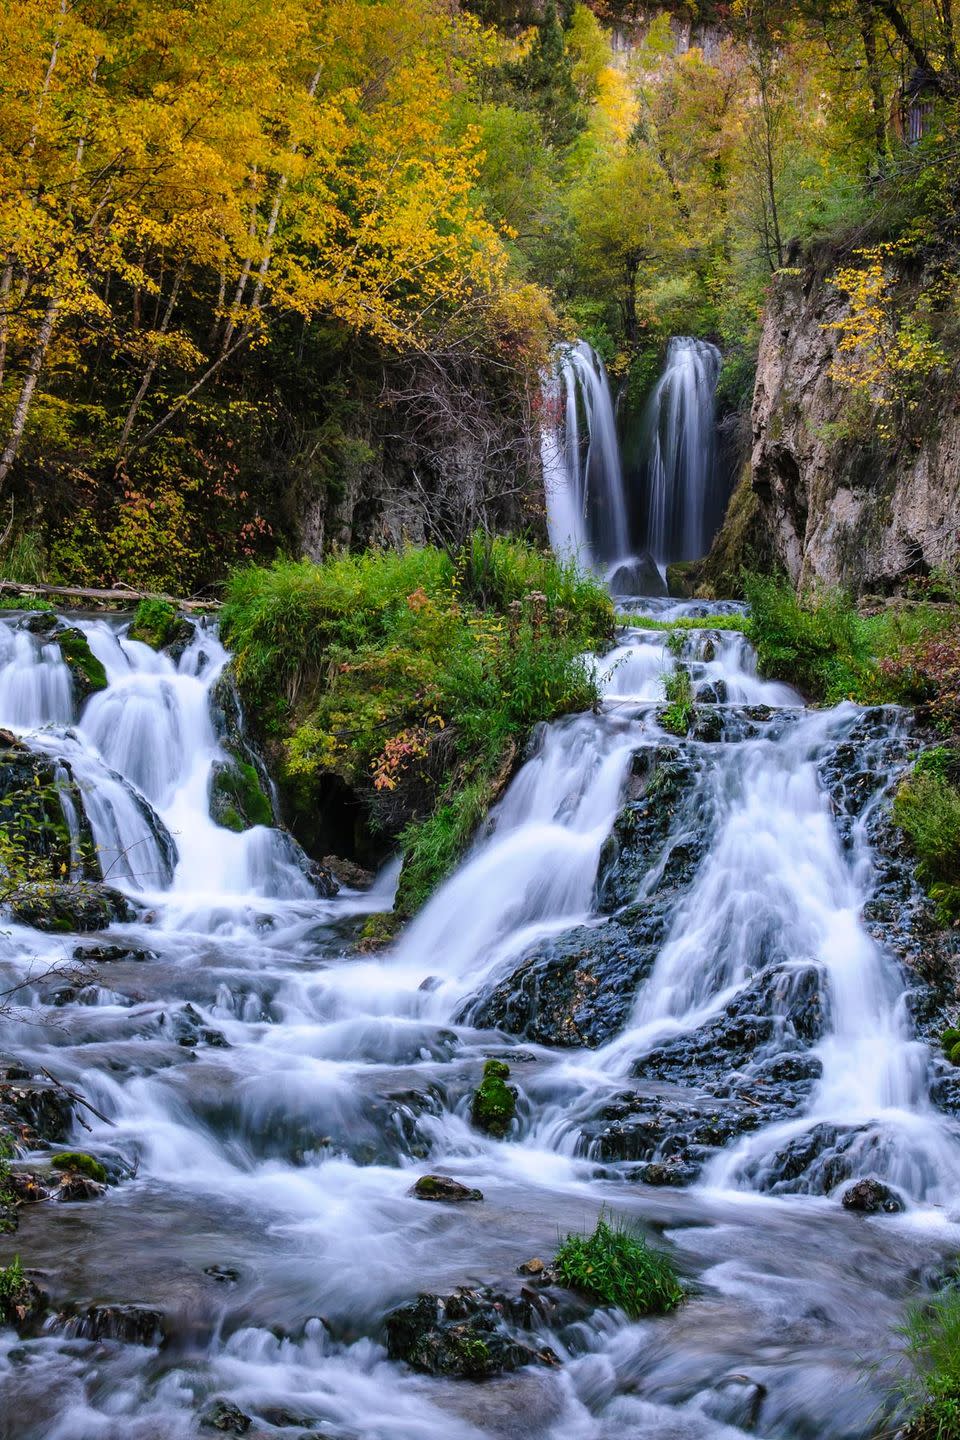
left=554, top=1215, right=684, bottom=1319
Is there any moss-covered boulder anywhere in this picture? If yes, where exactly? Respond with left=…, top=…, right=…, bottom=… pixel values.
left=385, top=1288, right=558, bottom=1378
left=50, top=1152, right=108, bottom=1184
left=54, top=627, right=108, bottom=701
left=209, top=759, right=272, bottom=832
left=128, top=599, right=192, bottom=654
left=411, top=1174, right=482, bottom=1203
left=8, top=882, right=138, bottom=934
left=470, top=1059, right=516, bottom=1138
left=0, top=737, right=99, bottom=880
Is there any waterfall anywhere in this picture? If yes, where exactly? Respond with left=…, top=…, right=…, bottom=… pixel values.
left=541, top=340, right=630, bottom=570
left=641, top=336, right=723, bottom=566
left=2, top=600, right=959, bottom=1439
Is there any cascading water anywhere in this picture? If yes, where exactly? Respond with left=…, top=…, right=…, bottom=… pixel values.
left=541, top=340, right=630, bottom=570
left=1, top=600, right=959, bottom=1439
left=639, top=337, right=724, bottom=566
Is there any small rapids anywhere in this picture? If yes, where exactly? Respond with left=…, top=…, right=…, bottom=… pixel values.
left=0, top=601, right=959, bottom=1440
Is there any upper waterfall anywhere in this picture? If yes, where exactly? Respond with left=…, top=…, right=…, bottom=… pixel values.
left=541, top=340, right=630, bottom=571
left=638, top=336, right=723, bottom=567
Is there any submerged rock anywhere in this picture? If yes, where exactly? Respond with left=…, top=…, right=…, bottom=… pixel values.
left=384, top=1289, right=559, bottom=1379
left=411, top=1175, right=483, bottom=1203
left=199, top=1399, right=252, bottom=1434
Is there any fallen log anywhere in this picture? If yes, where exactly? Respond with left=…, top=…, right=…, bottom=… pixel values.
left=0, top=579, right=219, bottom=611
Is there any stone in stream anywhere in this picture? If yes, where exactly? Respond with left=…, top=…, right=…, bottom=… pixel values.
left=841, top=1178, right=905, bottom=1214
left=470, top=1060, right=516, bottom=1138
left=57, top=1303, right=165, bottom=1346
left=199, top=1399, right=253, bottom=1434
left=411, top=1175, right=483, bottom=1203
left=8, top=881, right=139, bottom=934
left=0, top=1262, right=47, bottom=1334
left=384, top=1288, right=560, bottom=1379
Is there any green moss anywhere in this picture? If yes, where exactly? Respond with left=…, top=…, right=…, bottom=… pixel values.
left=942, top=1027, right=960, bottom=1052
left=50, top=1152, right=107, bottom=1184
left=210, top=759, right=272, bottom=833
left=358, top=910, right=401, bottom=951
left=128, top=598, right=182, bottom=650
left=554, top=1215, right=684, bottom=1319
left=470, top=1058, right=516, bottom=1138
left=950, top=1042, right=960, bottom=1067
left=56, top=627, right=108, bottom=694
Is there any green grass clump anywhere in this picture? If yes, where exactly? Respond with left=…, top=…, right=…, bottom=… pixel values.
left=222, top=536, right=613, bottom=912
left=0, top=595, right=55, bottom=613
left=633, top=614, right=750, bottom=634
left=661, top=666, right=695, bottom=736
left=894, top=754, right=960, bottom=926
left=554, top=1216, right=684, bottom=1319
left=897, top=1284, right=960, bottom=1439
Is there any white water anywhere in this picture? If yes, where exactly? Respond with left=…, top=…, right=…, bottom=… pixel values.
left=641, top=338, right=723, bottom=566
left=541, top=341, right=630, bottom=570
left=0, top=605, right=958, bottom=1438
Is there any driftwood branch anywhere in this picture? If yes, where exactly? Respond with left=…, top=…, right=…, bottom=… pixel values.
left=0, top=579, right=219, bottom=611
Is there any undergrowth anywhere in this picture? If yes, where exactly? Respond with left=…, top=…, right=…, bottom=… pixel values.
left=894, top=749, right=960, bottom=926
left=896, top=1284, right=960, bottom=1439
left=661, top=666, right=695, bottom=736
left=221, top=535, right=613, bottom=913
left=554, top=1215, right=684, bottom=1319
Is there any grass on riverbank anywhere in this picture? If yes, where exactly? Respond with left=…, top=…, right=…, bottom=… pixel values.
left=897, top=1285, right=960, bottom=1439
left=221, top=535, right=614, bottom=913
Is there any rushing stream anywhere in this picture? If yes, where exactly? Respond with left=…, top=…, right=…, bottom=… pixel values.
left=0, top=601, right=959, bottom=1440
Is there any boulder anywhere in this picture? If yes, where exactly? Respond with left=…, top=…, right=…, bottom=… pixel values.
left=0, top=1260, right=47, bottom=1333
left=53, top=625, right=108, bottom=701
left=470, top=1060, right=516, bottom=1138
left=59, top=1304, right=164, bottom=1345
left=411, top=1175, right=483, bottom=1203
left=199, top=1399, right=252, bottom=1434
left=8, top=882, right=138, bottom=934
left=209, top=758, right=273, bottom=833
left=841, top=1178, right=905, bottom=1215
left=384, top=1289, right=559, bottom=1379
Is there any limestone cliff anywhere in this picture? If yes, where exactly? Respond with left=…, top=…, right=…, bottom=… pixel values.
left=743, top=258, right=960, bottom=595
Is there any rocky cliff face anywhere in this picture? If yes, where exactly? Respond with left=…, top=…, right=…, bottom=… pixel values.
left=742, top=260, right=960, bottom=595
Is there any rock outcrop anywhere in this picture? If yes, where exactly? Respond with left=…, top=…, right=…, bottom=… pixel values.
left=740, top=253, right=960, bottom=595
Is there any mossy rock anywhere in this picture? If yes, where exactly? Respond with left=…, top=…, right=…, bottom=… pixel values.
left=128, top=599, right=192, bottom=653
left=50, top=1152, right=108, bottom=1184
left=0, top=1257, right=47, bottom=1333
left=470, top=1059, right=516, bottom=1139
left=943, top=1027, right=960, bottom=1052
left=55, top=627, right=107, bottom=700
left=950, top=1041, right=960, bottom=1067
left=209, top=759, right=273, bottom=832
left=358, top=910, right=401, bottom=952
left=8, top=882, right=138, bottom=934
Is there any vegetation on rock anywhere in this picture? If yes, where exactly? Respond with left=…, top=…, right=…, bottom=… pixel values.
left=470, top=1059, right=517, bottom=1138
left=894, top=750, right=960, bottom=926
left=209, top=760, right=273, bottom=834
left=660, top=666, right=695, bottom=737
left=50, top=1153, right=108, bottom=1185
left=553, top=1215, right=684, bottom=1318
left=222, top=536, right=612, bottom=911
left=897, top=1284, right=960, bottom=1440
left=128, top=600, right=187, bottom=652
left=55, top=627, right=107, bottom=698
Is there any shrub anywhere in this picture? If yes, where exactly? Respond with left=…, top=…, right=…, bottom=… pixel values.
left=554, top=1216, right=684, bottom=1318
left=894, top=759, right=960, bottom=926
left=661, top=665, right=694, bottom=736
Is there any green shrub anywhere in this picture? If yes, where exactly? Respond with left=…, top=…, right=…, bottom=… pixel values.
left=661, top=665, right=694, bottom=736
left=554, top=1216, right=684, bottom=1318
left=128, top=598, right=182, bottom=650
left=894, top=762, right=960, bottom=925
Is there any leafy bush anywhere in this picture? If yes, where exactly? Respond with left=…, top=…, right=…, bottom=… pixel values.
left=554, top=1216, right=684, bottom=1319
left=661, top=665, right=694, bottom=736
left=894, top=755, right=960, bottom=926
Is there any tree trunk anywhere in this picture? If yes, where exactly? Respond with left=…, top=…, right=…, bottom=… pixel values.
left=858, top=4, right=888, bottom=165
left=117, top=261, right=186, bottom=457
left=0, top=291, right=59, bottom=489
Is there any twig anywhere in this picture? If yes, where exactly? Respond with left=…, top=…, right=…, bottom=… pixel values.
left=38, top=1066, right=115, bottom=1127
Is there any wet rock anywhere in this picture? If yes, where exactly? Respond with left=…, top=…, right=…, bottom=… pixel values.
left=470, top=1059, right=516, bottom=1138
left=0, top=1261, right=47, bottom=1333
left=322, top=855, right=374, bottom=890
left=0, top=1075, right=73, bottom=1145
left=841, top=1178, right=905, bottom=1214
left=8, top=881, right=138, bottom=934
left=0, top=737, right=97, bottom=878
left=163, top=1003, right=229, bottom=1049
left=582, top=1089, right=765, bottom=1182
left=596, top=746, right=703, bottom=913
left=204, top=1265, right=241, bottom=1284
left=384, top=1289, right=560, bottom=1379
left=60, top=1304, right=165, bottom=1345
left=690, top=706, right=724, bottom=743
left=463, top=919, right=653, bottom=1047
left=56, top=1171, right=107, bottom=1202
left=72, top=943, right=157, bottom=964
left=634, top=1159, right=699, bottom=1187
left=199, top=1399, right=253, bottom=1434
left=411, top=1175, right=483, bottom=1203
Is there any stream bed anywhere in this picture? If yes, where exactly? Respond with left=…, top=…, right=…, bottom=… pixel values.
left=0, top=598, right=958, bottom=1440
